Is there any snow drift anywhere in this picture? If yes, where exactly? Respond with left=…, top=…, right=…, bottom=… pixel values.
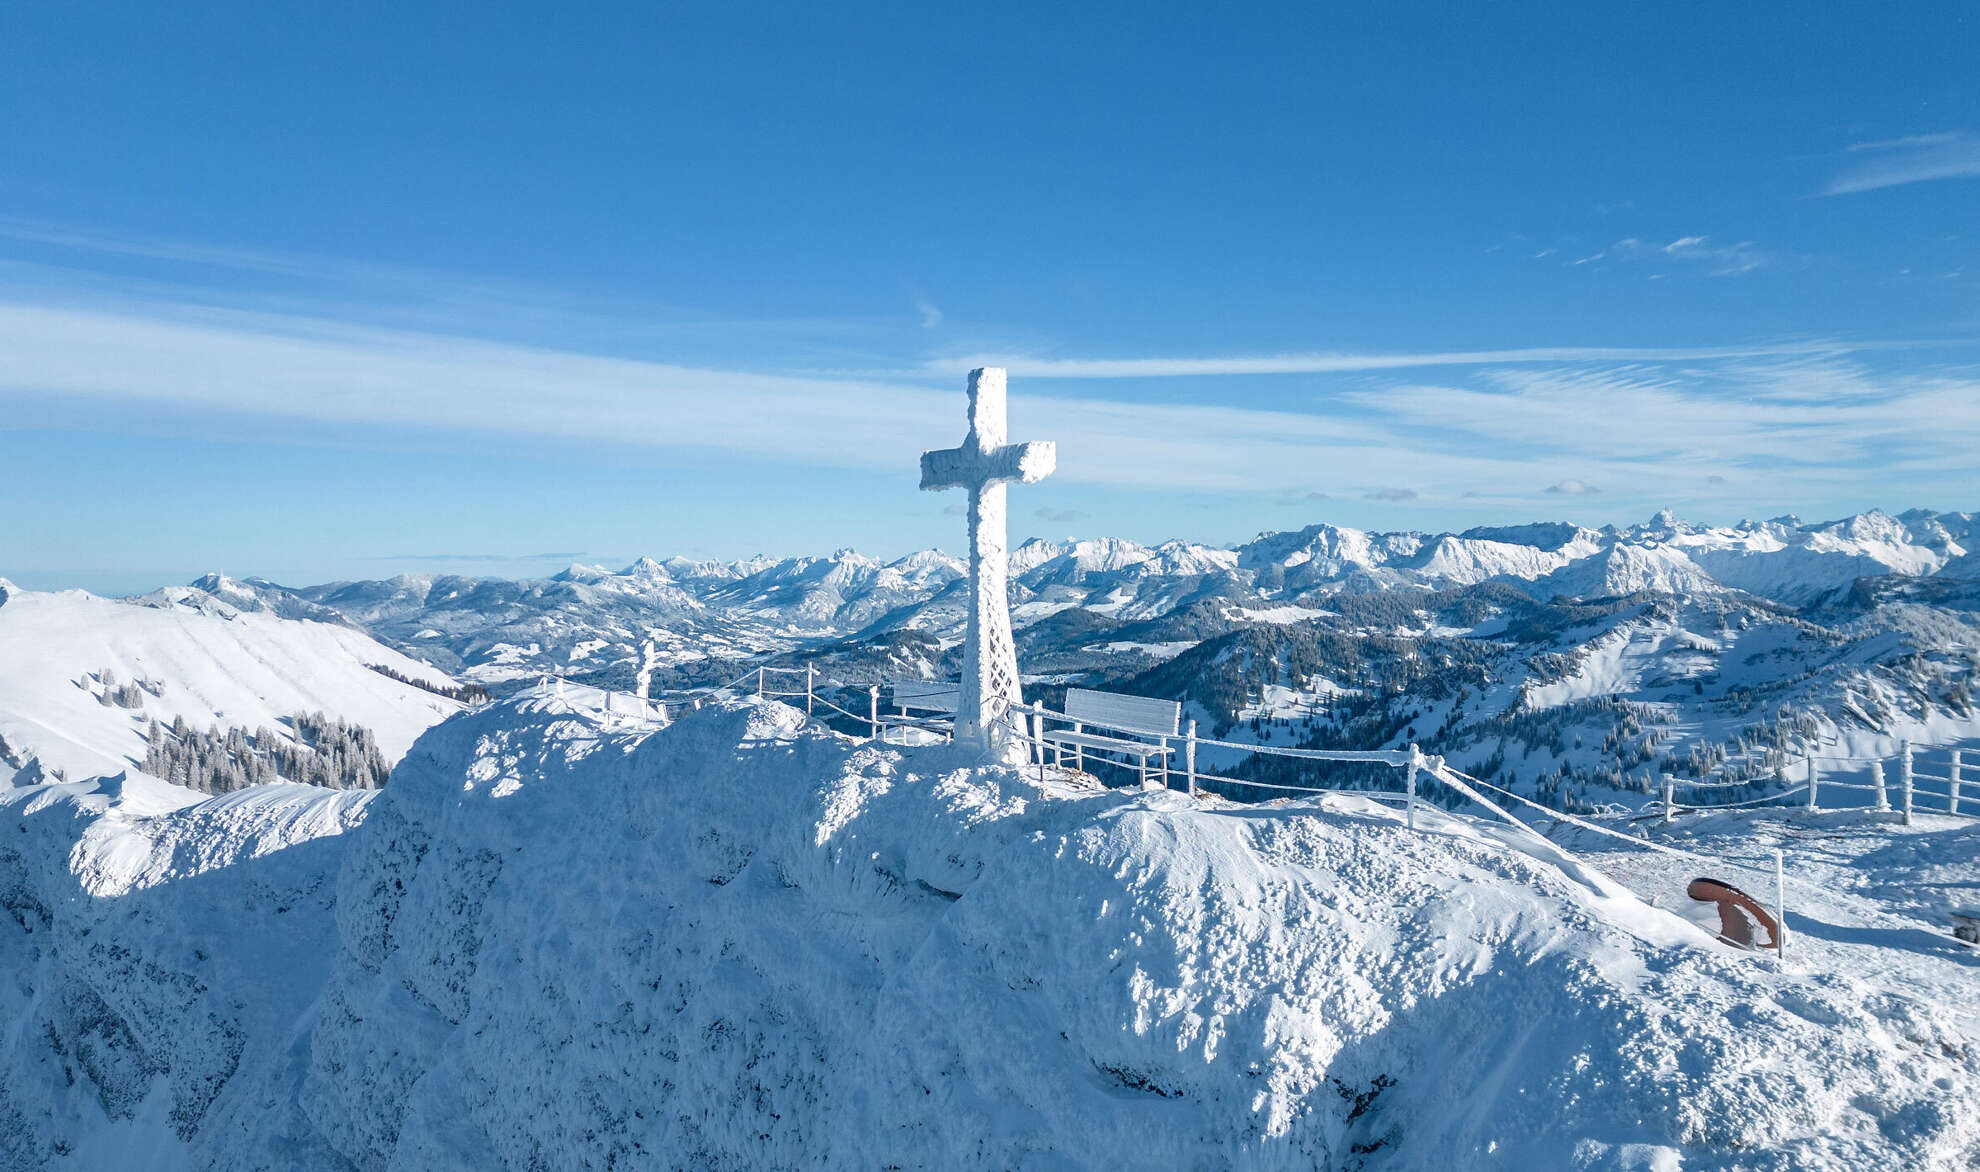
left=3, top=695, right=1976, bottom=1169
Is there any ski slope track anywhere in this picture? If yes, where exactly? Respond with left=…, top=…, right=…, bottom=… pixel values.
left=2, top=695, right=1974, bottom=1169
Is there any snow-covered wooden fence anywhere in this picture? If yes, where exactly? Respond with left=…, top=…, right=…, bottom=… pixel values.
left=1660, top=741, right=1977, bottom=822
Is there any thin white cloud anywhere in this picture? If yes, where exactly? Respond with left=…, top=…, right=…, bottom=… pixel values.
left=920, top=339, right=1908, bottom=379
left=1823, top=131, right=1980, bottom=196
left=1612, top=235, right=1770, bottom=277
left=1546, top=479, right=1600, bottom=495
left=4, top=299, right=1975, bottom=512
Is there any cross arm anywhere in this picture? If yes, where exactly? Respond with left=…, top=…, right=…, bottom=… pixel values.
left=920, top=440, right=1056, bottom=491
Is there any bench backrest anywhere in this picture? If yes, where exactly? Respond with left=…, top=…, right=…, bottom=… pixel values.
left=891, top=679, right=960, bottom=713
left=1064, top=688, right=1180, bottom=737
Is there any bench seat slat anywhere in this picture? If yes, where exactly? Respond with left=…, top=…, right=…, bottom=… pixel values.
left=1041, top=729, right=1173, bottom=757
left=876, top=713, right=953, bottom=729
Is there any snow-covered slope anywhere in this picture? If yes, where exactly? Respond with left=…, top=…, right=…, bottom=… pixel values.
left=0, top=771, right=372, bottom=1169
left=0, top=580, right=466, bottom=781
left=5, top=695, right=1973, bottom=1168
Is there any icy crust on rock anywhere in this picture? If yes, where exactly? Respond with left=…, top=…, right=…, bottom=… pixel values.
left=0, top=772, right=372, bottom=1170
left=293, top=698, right=1974, bottom=1171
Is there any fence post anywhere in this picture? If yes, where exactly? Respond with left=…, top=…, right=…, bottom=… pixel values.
left=1185, top=719, right=1199, bottom=800
left=1774, top=848, right=1787, bottom=961
left=1900, top=741, right=1914, bottom=827
left=1951, top=749, right=1964, bottom=814
left=805, top=665, right=815, bottom=718
left=867, top=685, right=881, bottom=740
left=756, top=666, right=766, bottom=696
left=1662, top=776, right=1674, bottom=825
left=1406, top=744, right=1421, bottom=832
left=1872, top=760, right=1888, bottom=811
left=1805, top=754, right=1818, bottom=810
left=1034, top=709, right=1048, bottom=782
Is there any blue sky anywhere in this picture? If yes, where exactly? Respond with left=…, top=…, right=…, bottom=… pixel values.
left=2, top=3, right=1977, bottom=594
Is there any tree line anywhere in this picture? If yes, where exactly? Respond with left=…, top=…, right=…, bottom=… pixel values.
left=143, top=711, right=392, bottom=793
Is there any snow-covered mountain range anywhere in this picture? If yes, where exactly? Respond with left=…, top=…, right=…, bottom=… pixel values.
left=192, top=508, right=1976, bottom=684
left=2, top=507, right=1974, bottom=811
left=152, top=508, right=1980, bottom=810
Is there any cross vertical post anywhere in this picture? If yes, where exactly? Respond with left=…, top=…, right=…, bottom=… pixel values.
left=920, top=368, right=1056, bottom=760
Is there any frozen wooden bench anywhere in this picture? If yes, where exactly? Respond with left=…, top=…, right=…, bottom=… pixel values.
left=1041, top=688, right=1181, bottom=787
left=874, top=680, right=959, bottom=743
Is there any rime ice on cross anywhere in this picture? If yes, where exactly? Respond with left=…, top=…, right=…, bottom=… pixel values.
left=921, top=367, right=1055, bottom=758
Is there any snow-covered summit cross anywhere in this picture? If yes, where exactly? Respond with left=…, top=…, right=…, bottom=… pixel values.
left=921, top=367, right=1055, bottom=758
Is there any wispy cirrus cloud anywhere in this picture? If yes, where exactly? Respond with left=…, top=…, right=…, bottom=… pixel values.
left=4, top=294, right=1976, bottom=518
left=919, top=338, right=1906, bottom=379
left=1034, top=507, right=1088, bottom=523
left=1822, top=132, right=1980, bottom=196
left=1602, top=235, right=1773, bottom=277
left=365, top=551, right=591, bottom=563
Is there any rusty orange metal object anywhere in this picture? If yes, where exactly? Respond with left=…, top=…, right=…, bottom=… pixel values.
left=1687, top=877, right=1782, bottom=951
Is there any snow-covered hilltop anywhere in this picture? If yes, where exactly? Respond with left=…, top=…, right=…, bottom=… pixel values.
left=4, top=693, right=1974, bottom=1169
left=0, top=579, right=471, bottom=786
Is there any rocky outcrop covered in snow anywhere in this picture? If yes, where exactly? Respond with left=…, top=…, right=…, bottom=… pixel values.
left=3, top=696, right=1975, bottom=1168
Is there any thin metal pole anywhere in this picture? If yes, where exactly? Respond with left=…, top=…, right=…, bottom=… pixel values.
left=756, top=666, right=765, bottom=696
left=1185, top=719, right=1198, bottom=799
left=805, top=665, right=815, bottom=717
left=1774, top=848, right=1787, bottom=961
left=1406, top=744, right=1421, bottom=832
left=868, top=685, right=880, bottom=740
left=1901, top=740, right=1914, bottom=826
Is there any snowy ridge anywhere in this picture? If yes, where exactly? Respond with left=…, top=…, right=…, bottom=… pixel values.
left=5, top=695, right=1973, bottom=1167
left=0, top=581, right=468, bottom=783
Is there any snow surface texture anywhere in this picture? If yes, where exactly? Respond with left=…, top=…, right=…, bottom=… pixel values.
left=0, top=773, right=371, bottom=1170
left=5, top=695, right=1974, bottom=1169
left=0, top=581, right=467, bottom=782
